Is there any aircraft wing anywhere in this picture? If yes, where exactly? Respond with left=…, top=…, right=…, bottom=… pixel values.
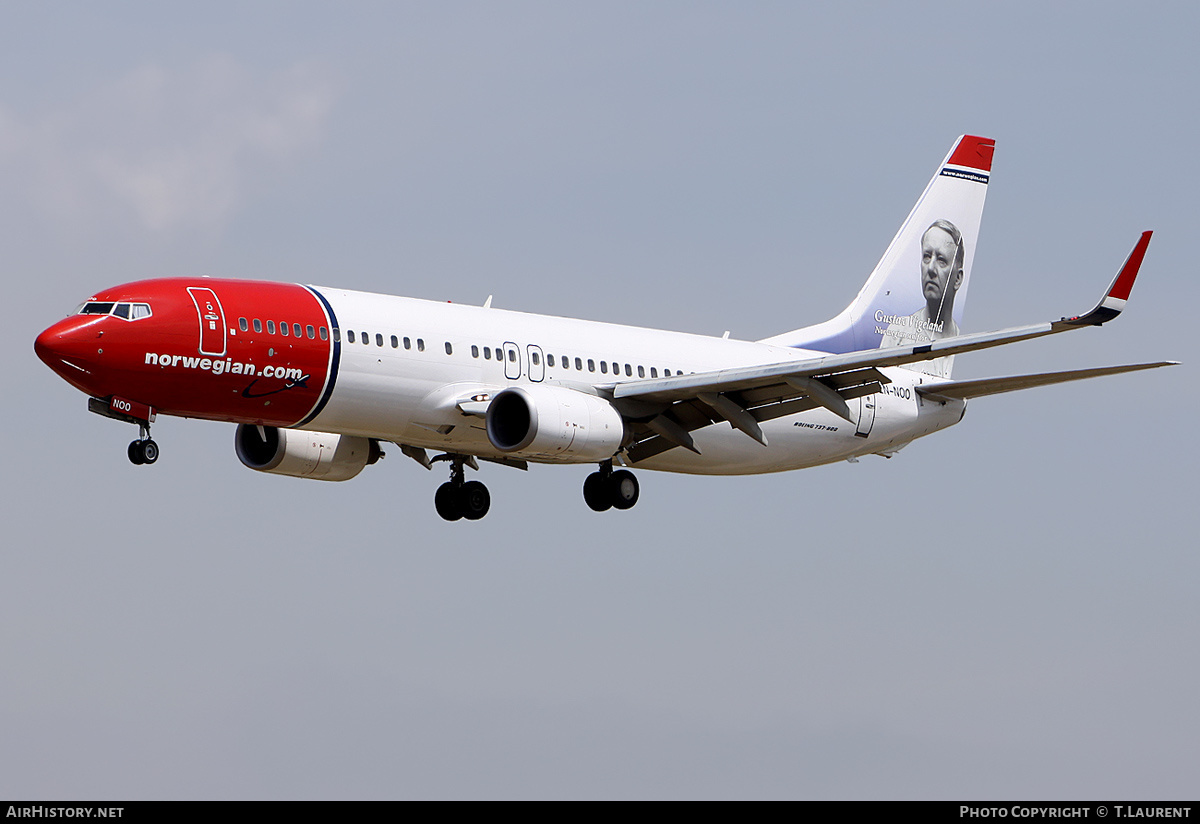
left=915, top=362, right=1178, bottom=402
left=608, top=232, right=1159, bottom=462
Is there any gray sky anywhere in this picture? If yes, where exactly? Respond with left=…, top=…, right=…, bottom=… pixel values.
left=2, top=2, right=1195, bottom=799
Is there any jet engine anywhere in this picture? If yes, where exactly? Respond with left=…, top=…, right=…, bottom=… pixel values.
left=485, top=385, right=625, bottom=462
left=235, top=424, right=382, bottom=481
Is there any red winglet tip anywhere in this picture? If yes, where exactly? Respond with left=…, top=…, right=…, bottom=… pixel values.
left=948, top=135, right=995, bottom=172
left=1109, top=231, right=1152, bottom=301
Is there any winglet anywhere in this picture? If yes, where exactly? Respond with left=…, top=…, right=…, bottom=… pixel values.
left=1059, top=231, right=1152, bottom=327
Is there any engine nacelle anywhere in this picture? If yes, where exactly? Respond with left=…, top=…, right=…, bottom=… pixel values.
left=486, top=385, right=625, bottom=462
left=235, top=424, right=382, bottom=481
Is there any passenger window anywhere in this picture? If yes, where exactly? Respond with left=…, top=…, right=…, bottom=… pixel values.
left=507, top=349, right=515, bottom=362
left=333, top=328, right=340, bottom=342
left=391, top=335, right=399, bottom=348
left=376, top=333, right=383, bottom=347
left=417, top=338, right=425, bottom=352
left=531, top=352, right=540, bottom=366
left=600, top=361, right=608, bottom=374
left=575, top=357, right=583, bottom=370
left=588, top=359, right=595, bottom=372
left=445, top=342, right=453, bottom=355
left=347, top=330, right=355, bottom=343
left=307, top=325, right=315, bottom=339
left=294, top=323, right=302, bottom=337
left=650, top=367, right=658, bottom=378
left=625, top=364, right=632, bottom=376
left=253, top=319, right=263, bottom=333
left=403, top=337, right=411, bottom=350
left=471, top=345, right=479, bottom=358
left=321, top=327, right=329, bottom=341
left=363, top=332, right=370, bottom=345
left=638, top=365, right=645, bottom=377
left=239, top=317, right=248, bottom=332
left=546, top=354, right=554, bottom=367
left=483, top=347, right=491, bottom=360
left=281, top=322, right=289, bottom=337
left=267, top=320, right=275, bottom=334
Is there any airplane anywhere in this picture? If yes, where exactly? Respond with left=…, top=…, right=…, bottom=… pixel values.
left=34, top=135, right=1175, bottom=521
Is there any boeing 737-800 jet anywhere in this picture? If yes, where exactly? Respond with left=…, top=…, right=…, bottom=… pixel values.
left=35, top=136, right=1174, bottom=520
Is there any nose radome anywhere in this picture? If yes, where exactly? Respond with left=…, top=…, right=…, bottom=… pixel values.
left=34, top=318, right=99, bottom=377
left=34, top=323, right=72, bottom=367
left=33, top=326, right=55, bottom=365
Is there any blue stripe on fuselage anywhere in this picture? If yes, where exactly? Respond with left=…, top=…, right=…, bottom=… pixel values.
left=297, top=286, right=341, bottom=427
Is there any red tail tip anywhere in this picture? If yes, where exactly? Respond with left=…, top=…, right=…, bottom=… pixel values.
left=948, top=135, right=995, bottom=172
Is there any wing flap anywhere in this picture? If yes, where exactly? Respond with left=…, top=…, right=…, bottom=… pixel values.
left=624, top=381, right=882, bottom=464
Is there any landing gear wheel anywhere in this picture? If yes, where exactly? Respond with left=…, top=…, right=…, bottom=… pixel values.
left=128, top=439, right=158, bottom=465
left=460, top=480, right=491, bottom=521
left=139, top=439, right=159, bottom=465
left=431, top=454, right=491, bottom=522
left=435, top=482, right=463, bottom=521
left=583, top=471, right=613, bottom=512
left=609, top=469, right=639, bottom=510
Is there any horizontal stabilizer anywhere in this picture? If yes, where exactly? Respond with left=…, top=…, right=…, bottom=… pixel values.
left=916, top=361, right=1178, bottom=402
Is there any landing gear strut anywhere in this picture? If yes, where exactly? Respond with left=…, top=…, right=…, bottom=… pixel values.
left=583, top=461, right=639, bottom=512
left=432, top=454, right=490, bottom=521
left=127, top=422, right=159, bottom=466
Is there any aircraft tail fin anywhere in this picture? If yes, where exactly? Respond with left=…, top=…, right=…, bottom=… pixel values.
left=761, top=135, right=994, bottom=379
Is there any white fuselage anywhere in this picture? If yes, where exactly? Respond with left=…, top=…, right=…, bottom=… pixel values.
left=306, top=287, right=966, bottom=475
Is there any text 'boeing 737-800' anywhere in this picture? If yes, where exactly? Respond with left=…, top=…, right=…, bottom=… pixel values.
left=35, top=135, right=1176, bottom=520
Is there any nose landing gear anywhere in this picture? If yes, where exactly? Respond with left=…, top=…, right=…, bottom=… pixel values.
left=87, top=397, right=160, bottom=466
left=432, top=454, right=491, bottom=521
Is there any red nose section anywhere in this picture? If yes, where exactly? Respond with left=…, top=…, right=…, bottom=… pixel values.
left=38, top=278, right=338, bottom=427
left=35, top=317, right=105, bottom=391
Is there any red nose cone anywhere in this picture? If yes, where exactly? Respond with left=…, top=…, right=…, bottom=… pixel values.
left=33, top=326, right=55, bottom=366
left=35, top=317, right=102, bottom=389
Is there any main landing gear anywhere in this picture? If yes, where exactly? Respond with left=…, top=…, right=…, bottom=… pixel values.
left=425, top=456, right=639, bottom=521
left=583, top=461, right=640, bottom=512
left=432, top=454, right=491, bottom=522
left=127, top=423, right=159, bottom=466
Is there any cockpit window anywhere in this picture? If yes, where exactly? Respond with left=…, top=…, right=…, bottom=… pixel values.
left=76, top=301, right=152, bottom=320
